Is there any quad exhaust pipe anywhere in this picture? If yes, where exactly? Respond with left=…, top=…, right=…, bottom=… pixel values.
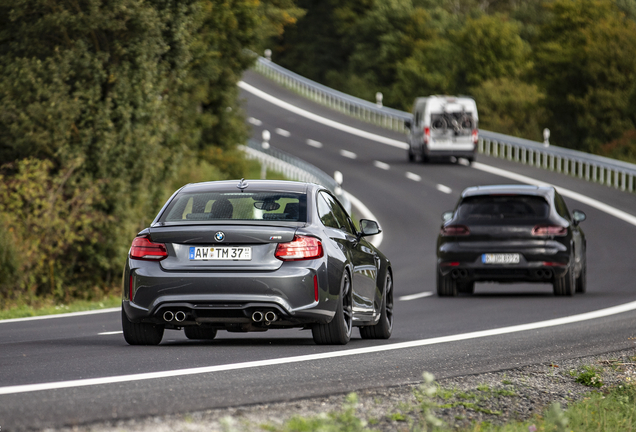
left=163, top=310, right=187, bottom=322
left=535, top=269, right=553, bottom=279
left=251, top=310, right=277, bottom=325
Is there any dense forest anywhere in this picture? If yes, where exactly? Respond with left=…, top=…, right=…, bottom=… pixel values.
left=0, top=0, right=302, bottom=304
left=274, top=0, right=636, bottom=160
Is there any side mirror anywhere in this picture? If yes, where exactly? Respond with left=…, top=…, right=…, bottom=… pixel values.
left=359, top=219, right=381, bottom=237
left=442, top=211, right=454, bottom=222
left=572, top=210, right=586, bottom=225
left=404, top=119, right=412, bottom=129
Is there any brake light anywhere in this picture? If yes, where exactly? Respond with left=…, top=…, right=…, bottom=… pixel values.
left=424, top=127, right=431, bottom=143
left=275, top=236, right=323, bottom=261
left=440, top=225, right=470, bottom=236
left=472, top=129, right=478, bottom=144
left=532, top=225, right=567, bottom=236
left=130, top=236, right=168, bottom=260
left=543, top=261, right=567, bottom=267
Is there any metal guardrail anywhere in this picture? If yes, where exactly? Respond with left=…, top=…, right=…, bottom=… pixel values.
left=240, top=140, right=351, bottom=212
left=253, top=56, right=636, bottom=194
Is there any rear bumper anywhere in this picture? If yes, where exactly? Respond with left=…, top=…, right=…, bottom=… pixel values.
left=124, top=259, right=335, bottom=327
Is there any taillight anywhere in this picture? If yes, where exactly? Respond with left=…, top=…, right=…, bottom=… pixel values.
left=130, top=236, right=168, bottom=260
left=424, top=127, right=431, bottom=143
left=275, top=236, right=323, bottom=261
left=472, top=129, right=478, bottom=144
left=532, top=225, right=567, bottom=236
left=440, top=225, right=470, bottom=236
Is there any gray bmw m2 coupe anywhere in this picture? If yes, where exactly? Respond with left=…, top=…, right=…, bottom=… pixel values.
left=122, top=180, right=393, bottom=345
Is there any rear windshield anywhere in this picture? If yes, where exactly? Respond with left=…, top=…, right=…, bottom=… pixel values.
left=160, top=192, right=307, bottom=223
left=457, top=195, right=550, bottom=222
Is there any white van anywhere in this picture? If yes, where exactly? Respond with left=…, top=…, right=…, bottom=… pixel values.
left=405, top=96, right=478, bottom=163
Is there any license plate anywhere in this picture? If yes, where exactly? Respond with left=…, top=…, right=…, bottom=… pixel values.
left=189, top=246, right=252, bottom=261
left=482, top=253, right=520, bottom=264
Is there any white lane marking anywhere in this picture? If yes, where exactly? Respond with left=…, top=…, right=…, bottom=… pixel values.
left=436, top=184, right=452, bottom=194
left=3, top=299, right=636, bottom=396
left=342, top=191, right=383, bottom=248
left=307, top=139, right=323, bottom=148
left=340, top=150, right=357, bottom=159
left=98, top=331, right=123, bottom=335
left=399, top=292, right=434, bottom=301
left=238, top=81, right=408, bottom=150
left=275, top=128, right=291, bottom=137
left=373, top=161, right=390, bottom=170
left=0, top=308, right=120, bottom=324
left=406, top=172, right=421, bottom=182
left=472, top=162, right=636, bottom=227
left=247, top=117, right=262, bottom=126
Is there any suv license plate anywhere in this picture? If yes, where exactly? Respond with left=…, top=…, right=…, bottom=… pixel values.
left=189, top=246, right=252, bottom=261
left=482, top=253, right=520, bottom=264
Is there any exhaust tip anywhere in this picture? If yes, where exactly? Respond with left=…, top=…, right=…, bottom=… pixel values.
left=264, top=311, right=277, bottom=323
left=163, top=311, right=174, bottom=322
left=174, top=311, right=186, bottom=322
left=252, top=311, right=264, bottom=323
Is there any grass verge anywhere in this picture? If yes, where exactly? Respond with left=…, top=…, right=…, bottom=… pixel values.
left=0, top=294, right=121, bottom=320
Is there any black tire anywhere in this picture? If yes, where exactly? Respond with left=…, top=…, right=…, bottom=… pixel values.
left=312, top=271, right=352, bottom=345
left=436, top=267, right=457, bottom=297
left=360, top=271, right=394, bottom=339
left=457, top=281, right=474, bottom=295
left=553, top=264, right=575, bottom=296
left=121, top=307, right=164, bottom=345
left=421, top=152, right=429, bottom=164
left=576, top=262, right=587, bottom=294
left=408, top=148, right=415, bottom=162
left=184, top=326, right=218, bottom=340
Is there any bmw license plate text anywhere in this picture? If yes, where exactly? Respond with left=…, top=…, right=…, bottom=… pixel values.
left=482, top=253, right=520, bottom=264
left=189, top=246, right=252, bottom=261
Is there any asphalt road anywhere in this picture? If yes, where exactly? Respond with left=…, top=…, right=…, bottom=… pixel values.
left=1, top=70, right=635, bottom=431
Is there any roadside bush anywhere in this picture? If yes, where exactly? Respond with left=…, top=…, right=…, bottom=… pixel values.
left=0, top=158, right=108, bottom=302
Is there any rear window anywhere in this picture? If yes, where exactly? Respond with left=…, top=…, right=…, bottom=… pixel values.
left=457, top=195, right=550, bottom=222
left=160, top=192, right=307, bottom=223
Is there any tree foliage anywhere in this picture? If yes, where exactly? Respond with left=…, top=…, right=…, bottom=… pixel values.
left=0, top=0, right=291, bottom=302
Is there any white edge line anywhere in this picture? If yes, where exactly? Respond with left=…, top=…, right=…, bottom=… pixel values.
left=398, top=292, right=434, bottom=301
left=238, top=81, right=408, bottom=150
left=98, top=331, right=124, bottom=335
left=3, top=299, right=636, bottom=396
left=0, top=308, right=120, bottom=324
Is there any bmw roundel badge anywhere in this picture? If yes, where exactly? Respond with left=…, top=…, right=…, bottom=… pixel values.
left=214, top=231, right=225, bottom=242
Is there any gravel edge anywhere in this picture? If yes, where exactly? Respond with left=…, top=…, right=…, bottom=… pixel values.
left=49, top=347, right=636, bottom=432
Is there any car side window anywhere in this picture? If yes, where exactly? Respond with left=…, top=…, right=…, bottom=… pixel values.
left=554, top=193, right=571, bottom=219
left=321, top=192, right=354, bottom=235
left=317, top=192, right=339, bottom=229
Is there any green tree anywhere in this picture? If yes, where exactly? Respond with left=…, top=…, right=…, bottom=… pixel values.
left=534, top=0, right=636, bottom=151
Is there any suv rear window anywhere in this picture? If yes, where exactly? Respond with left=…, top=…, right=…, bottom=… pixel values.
left=457, top=195, right=550, bottom=222
left=160, top=192, right=307, bottom=222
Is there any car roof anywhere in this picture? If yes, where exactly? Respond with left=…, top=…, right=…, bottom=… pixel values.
left=461, top=184, right=556, bottom=199
left=178, top=179, right=317, bottom=194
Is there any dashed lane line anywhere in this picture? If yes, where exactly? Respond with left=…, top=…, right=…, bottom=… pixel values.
left=247, top=117, right=262, bottom=126
left=340, top=150, right=357, bottom=159
left=275, top=128, right=291, bottom=137
left=436, top=184, right=452, bottom=194
left=307, top=139, right=323, bottom=148
left=406, top=172, right=421, bottom=182
left=373, top=161, right=390, bottom=170
left=398, top=292, right=434, bottom=301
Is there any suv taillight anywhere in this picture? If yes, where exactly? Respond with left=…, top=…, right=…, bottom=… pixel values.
left=440, top=225, right=470, bottom=236
left=532, top=225, right=567, bottom=236
left=472, top=129, right=478, bottom=144
left=275, top=236, right=323, bottom=261
left=130, top=236, right=168, bottom=260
